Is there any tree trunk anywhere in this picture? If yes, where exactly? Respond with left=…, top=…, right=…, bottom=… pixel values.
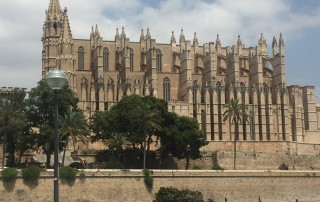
left=8, top=141, right=15, bottom=167
left=143, top=129, right=147, bottom=169
left=234, top=125, right=237, bottom=170
left=2, top=125, right=7, bottom=168
left=46, top=149, right=51, bottom=169
left=185, top=153, right=190, bottom=170
left=229, top=121, right=232, bottom=140
left=18, top=151, right=23, bottom=165
left=61, top=138, right=68, bottom=167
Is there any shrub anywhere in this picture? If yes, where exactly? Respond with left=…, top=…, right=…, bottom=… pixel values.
left=143, top=168, right=153, bottom=189
left=144, top=175, right=153, bottom=188
left=59, top=166, right=77, bottom=182
left=279, top=163, right=289, bottom=170
left=105, top=160, right=124, bottom=169
left=212, top=164, right=224, bottom=170
left=79, top=170, right=86, bottom=179
left=1, top=168, right=18, bottom=182
left=155, top=187, right=205, bottom=202
left=192, top=165, right=202, bottom=170
left=143, top=168, right=151, bottom=176
left=22, top=166, right=41, bottom=182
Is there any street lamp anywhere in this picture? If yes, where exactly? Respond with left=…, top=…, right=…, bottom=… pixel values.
left=45, top=68, right=68, bottom=202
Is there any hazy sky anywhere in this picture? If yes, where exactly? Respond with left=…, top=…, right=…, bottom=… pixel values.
left=1, top=0, right=320, bottom=100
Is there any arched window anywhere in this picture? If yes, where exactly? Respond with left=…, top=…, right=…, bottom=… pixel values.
left=163, top=78, right=170, bottom=102
left=156, top=49, right=162, bottom=72
left=103, top=48, right=109, bottom=71
left=201, top=110, right=206, bottom=140
left=130, top=50, right=134, bottom=71
left=216, top=82, right=223, bottom=140
left=78, top=46, right=84, bottom=70
left=240, top=83, right=247, bottom=140
left=80, top=77, right=88, bottom=101
left=264, top=84, right=271, bottom=140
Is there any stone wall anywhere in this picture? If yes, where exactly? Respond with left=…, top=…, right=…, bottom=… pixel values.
left=1, top=170, right=320, bottom=202
left=157, top=151, right=320, bottom=170
left=202, top=141, right=320, bottom=155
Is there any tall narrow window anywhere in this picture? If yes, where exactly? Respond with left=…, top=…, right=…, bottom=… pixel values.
left=217, top=82, right=223, bottom=140
left=201, top=110, right=207, bottom=140
left=103, top=48, right=109, bottom=71
left=78, top=46, right=84, bottom=70
left=156, top=49, right=162, bottom=72
left=240, top=83, right=247, bottom=140
left=130, top=50, right=134, bottom=71
left=163, top=78, right=170, bottom=102
left=264, top=85, right=271, bottom=140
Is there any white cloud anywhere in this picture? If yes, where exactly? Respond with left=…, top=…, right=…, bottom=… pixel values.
left=0, top=0, right=320, bottom=94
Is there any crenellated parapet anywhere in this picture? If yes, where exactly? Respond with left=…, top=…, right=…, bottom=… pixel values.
left=0, top=87, right=27, bottom=101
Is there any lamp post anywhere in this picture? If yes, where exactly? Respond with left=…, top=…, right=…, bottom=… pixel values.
left=45, top=68, right=68, bottom=202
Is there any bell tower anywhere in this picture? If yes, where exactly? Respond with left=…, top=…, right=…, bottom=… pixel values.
left=42, top=0, right=63, bottom=78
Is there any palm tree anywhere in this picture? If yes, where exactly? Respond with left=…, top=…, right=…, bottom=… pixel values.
left=134, top=103, right=162, bottom=169
left=223, top=98, right=249, bottom=170
left=106, top=133, right=127, bottom=161
left=0, top=100, right=25, bottom=168
left=59, top=109, right=89, bottom=167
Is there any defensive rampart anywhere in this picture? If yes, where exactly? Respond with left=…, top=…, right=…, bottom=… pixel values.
left=1, top=169, right=320, bottom=202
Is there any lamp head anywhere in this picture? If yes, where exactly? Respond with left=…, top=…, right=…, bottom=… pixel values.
left=45, top=68, right=68, bottom=90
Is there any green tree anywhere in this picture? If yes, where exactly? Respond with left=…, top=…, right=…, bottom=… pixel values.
left=106, top=133, right=127, bottom=161
left=59, top=109, right=89, bottom=166
left=90, top=110, right=113, bottom=142
left=16, top=127, right=37, bottom=165
left=90, top=95, right=167, bottom=150
left=133, top=103, right=162, bottom=169
left=0, top=89, right=26, bottom=167
left=223, top=98, right=249, bottom=170
left=161, top=115, right=207, bottom=169
left=26, top=80, right=79, bottom=168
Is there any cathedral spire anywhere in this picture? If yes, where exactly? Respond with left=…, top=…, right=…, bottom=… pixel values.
left=279, top=33, right=284, bottom=48
left=59, top=8, right=73, bottom=43
left=179, top=28, right=185, bottom=44
left=272, top=36, right=277, bottom=48
left=91, top=26, right=94, bottom=37
left=216, top=34, right=221, bottom=48
left=170, top=31, right=176, bottom=44
left=237, top=35, right=242, bottom=47
left=115, top=28, right=120, bottom=40
left=272, top=36, right=278, bottom=56
left=193, top=32, right=198, bottom=47
left=95, top=24, right=100, bottom=36
left=140, top=29, right=145, bottom=41
left=47, top=0, right=62, bottom=21
left=146, top=27, right=151, bottom=39
left=121, top=26, right=126, bottom=38
left=258, top=33, right=267, bottom=48
left=279, top=33, right=285, bottom=56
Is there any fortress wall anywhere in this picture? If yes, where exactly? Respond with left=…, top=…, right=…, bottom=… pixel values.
left=163, top=151, right=320, bottom=171
left=1, top=170, right=320, bottom=202
left=202, top=141, right=320, bottom=155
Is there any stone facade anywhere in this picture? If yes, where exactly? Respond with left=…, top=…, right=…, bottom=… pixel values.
left=42, top=0, right=320, bottom=153
left=1, top=170, right=320, bottom=201
left=0, top=87, right=27, bottom=101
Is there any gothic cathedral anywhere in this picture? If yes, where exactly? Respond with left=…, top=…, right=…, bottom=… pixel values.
left=42, top=0, right=320, bottom=153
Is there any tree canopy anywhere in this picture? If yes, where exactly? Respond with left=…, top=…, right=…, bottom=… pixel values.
left=26, top=80, right=80, bottom=168
left=90, top=95, right=207, bottom=168
left=0, top=89, right=27, bottom=167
